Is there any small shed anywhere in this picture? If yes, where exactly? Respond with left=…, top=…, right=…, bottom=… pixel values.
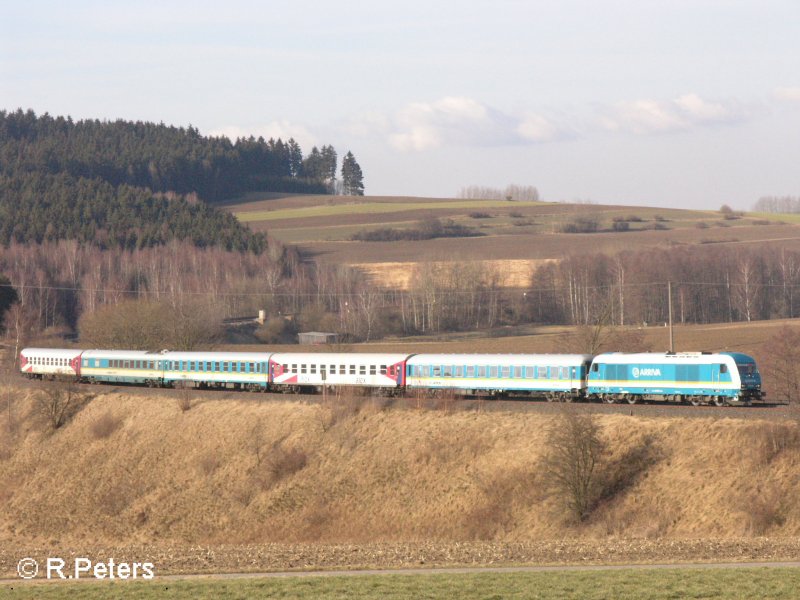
left=298, top=331, right=339, bottom=345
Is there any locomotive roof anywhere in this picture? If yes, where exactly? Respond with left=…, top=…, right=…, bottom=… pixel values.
left=593, top=352, right=746, bottom=364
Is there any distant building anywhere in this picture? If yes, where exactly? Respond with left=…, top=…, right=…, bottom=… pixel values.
left=298, top=332, right=339, bottom=345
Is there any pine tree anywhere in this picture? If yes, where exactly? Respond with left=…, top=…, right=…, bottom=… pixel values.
left=341, top=151, right=365, bottom=196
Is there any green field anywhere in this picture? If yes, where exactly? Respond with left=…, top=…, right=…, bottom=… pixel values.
left=5, top=567, right=800, bottom=600
left=234, top=200, right=544, bottom=223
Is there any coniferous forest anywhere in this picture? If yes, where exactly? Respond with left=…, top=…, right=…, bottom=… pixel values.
left=0, top=109, right=348, bottom=251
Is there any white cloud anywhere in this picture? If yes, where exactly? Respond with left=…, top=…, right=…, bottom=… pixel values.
left=386, top=96, right=570, bottom=152
left=774, top=87, right=800, bottom=102
left=602, top=94, right=746, bottom=135
left=348, top=93, right=752, bottom=153
left=207, top=121, right=318, bottom=150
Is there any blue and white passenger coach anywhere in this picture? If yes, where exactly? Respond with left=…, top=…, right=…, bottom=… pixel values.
left=588, top=352, right=763, bottom=405
left=406, top=354, right=594, bottom=400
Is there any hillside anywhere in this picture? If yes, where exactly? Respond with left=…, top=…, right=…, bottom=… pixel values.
left=226, top=193, right=800, bottom=288
left=2, top=388, right=799, bottom=552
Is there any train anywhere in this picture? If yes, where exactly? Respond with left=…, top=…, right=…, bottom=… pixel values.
left=19, top=347, right=764, bottom=406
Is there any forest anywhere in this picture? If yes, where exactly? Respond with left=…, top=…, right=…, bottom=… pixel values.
left=0, top=109, right=364, bottom=250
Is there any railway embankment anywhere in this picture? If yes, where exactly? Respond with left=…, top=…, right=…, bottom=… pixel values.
left=1, top=387, right=799, bottom=573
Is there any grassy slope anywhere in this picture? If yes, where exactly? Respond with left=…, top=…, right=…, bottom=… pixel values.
left=8, top=568, right=800, bottom=599
left=1, top=390, right=799, bottom=549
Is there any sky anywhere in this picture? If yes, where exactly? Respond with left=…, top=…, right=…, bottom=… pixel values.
left=2, top=0, right=800, bottom=209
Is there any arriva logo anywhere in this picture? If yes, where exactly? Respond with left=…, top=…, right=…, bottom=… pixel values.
left=632, top=367, right=661, bottom=378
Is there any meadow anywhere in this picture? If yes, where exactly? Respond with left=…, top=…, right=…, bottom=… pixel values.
left=5, top=566, right=800, bottom=599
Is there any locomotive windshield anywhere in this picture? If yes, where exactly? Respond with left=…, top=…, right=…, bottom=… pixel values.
left=737, top=363, right=758, bottom=377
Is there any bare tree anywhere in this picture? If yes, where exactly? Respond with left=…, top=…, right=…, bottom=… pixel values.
left=541, top=407, right=604, bottom=522
left=764, top=326, right=800, bottom=403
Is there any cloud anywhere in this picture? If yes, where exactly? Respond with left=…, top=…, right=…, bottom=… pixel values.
left=602, top=94, right=747, bottom=135
left=385, top=96, right=569, bottom=152
left=347, top=92, right=753, bottom=153
left=207, top=121, right=317, bottom=149
left=774, top=87, right=800, bottom=102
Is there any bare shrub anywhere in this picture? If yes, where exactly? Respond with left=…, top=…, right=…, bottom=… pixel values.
left=252, top=442, right=308, bottom=491
left=744, top=484, right=787, bottom=535
left=541, top=407, right=604, bottom=522
left=560, top=218, right=598, bottom=234
left=37, top=377, right=87, bottom=431
left=695, top=221, right=709, bottom=229
left=255, top=316, right=298, bottom=344
left=196, top=451, right=222, bottom=477
left=753, top=422, right=800, bottom=464
left=469, top=211, right=492, bottom=219
left=90, top=410, right=122, bottom=440
left=175, top=382, right=193, bottom=412
left=612, top=220, right=630, bottom=232
left=321, top=388, right=369, bottom=431
left=763, top=326, right=800, bottom=403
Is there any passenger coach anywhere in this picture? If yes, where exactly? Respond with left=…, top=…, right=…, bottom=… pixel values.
left=269, top=353, right=410, bottom=394
left=162, top=351, right=270, bottom=391
left=20, top=347, right=83, bottom=379
left=406, top=354, right=594, bottom=400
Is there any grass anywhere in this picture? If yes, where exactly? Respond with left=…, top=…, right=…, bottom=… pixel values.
left=6, top=567, right=800, bottom=599
left=234, top=200, right=542, bottom=223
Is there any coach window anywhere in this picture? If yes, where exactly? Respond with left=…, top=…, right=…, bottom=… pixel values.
left=489, top=366, right=497, bottom=378
left=339, top=365, right=345, bottom=374
left=514, top=366, right=522, bottom=378
left=720, top=364, right=728, bottom=374
left=358, top=365, right=366, bottom=375
left=380, top=365, right=387, bottom=375
left=300, top=364, right=307, bottom=374
left=537, top=367, right=547, bottom=379
left=369, top=365, right=376, bottom=375
left=443, top=366, right=451, bottom=377
left=310, top=364, right=317, bottom=374
left=501, top=366, right=511, bottom=378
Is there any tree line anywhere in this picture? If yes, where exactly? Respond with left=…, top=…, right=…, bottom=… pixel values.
left=5, top=240, right=800, bottom=348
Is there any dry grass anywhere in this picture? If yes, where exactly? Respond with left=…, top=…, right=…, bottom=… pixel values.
left=3, top=388, right=800, bottom=548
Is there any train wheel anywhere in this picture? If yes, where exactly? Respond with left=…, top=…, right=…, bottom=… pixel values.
left=690, top=396, right=701, bottom=406
left=713, top=397, right=727, bottom=407
left=603, top=395, right=615, bottom=404
left=626, top=395, right=638, bottom=405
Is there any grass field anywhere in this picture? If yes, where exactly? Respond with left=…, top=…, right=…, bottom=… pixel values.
left=6, top=567, right=800, bottom=599
left=223, top=193, right=800, bottom=288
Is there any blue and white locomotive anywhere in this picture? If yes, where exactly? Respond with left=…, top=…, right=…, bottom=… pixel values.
left=587, top=352, right=763, bottom=406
